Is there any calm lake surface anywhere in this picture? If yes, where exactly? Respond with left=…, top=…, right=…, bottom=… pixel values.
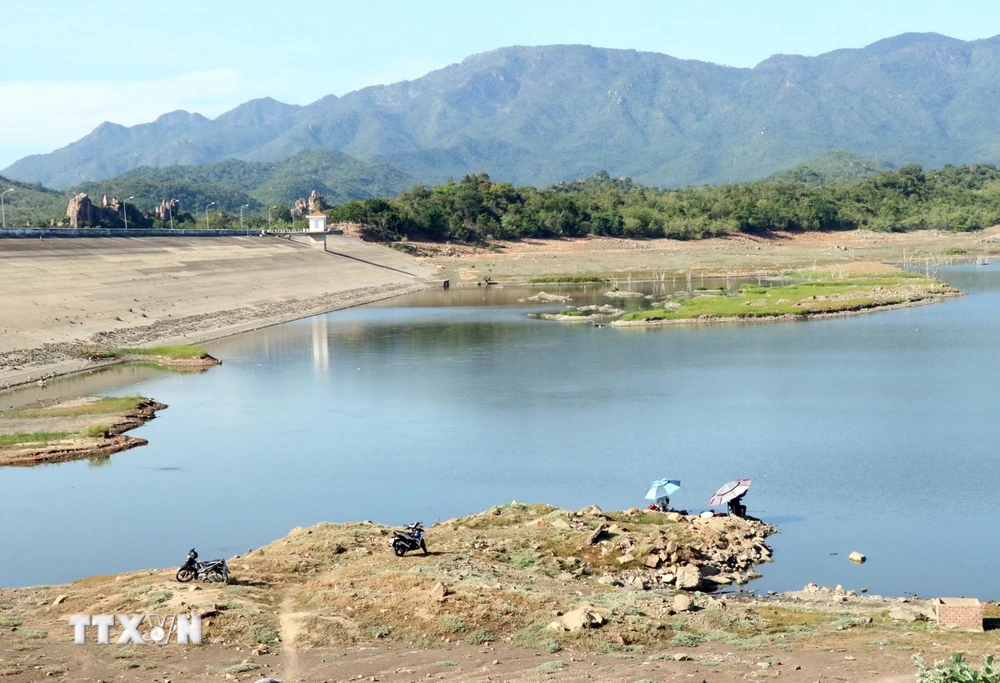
left=1, top=265, right=997, bottom=598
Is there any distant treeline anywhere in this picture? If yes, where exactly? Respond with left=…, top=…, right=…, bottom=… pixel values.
left=330, top=164, right=1000, bottom=242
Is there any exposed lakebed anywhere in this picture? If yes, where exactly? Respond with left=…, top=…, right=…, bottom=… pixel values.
left=0, top=265, right=997, bottom=601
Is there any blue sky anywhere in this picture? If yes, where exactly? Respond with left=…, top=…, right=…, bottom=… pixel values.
left=1, top=0, right=997, bottom=169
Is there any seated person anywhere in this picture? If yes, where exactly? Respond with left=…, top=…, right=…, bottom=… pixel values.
left=727, top=494, right=747, bottom=518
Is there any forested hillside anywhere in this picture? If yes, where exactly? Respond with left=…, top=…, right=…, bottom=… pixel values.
left=73, top=149, right=416, bottom=214
left=332, top=165, right=1000, bottom=241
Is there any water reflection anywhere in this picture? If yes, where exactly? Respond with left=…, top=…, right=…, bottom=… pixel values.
left=311, top=316, right=329, bottom=371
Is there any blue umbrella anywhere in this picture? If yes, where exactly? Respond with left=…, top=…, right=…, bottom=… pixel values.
left=644, top=479, right=681, bottom=501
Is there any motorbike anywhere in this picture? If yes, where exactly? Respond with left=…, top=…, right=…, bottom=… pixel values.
left=175, top=548, right=231, bottom=583
left=390, top=522, right=427, bottom=556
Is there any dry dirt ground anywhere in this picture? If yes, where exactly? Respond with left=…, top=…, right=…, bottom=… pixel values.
left=0, top=235, right=439, bottom=390
left=1, top=504, right=997, bottom=682
left=416, top=228, right=1000, bottom=283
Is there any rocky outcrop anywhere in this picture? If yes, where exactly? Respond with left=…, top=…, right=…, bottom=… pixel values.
left=308, top=190, right=328, bottom=212
left=67, top=193, right=135, bottom=228
left=155, top=199, right=179, bottom=221
left=592, top=512, right=777, bottom=592
left=67, top=193, right=96, bottom=228
left=292, top=190, right=330, bottom=217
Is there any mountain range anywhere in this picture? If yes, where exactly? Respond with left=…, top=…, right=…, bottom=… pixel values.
left=6, top=32, right=1000, bottom=191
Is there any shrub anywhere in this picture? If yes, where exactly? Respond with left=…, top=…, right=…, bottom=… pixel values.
left=539, top=638, right=562, bottom=653
left=248, top=626, right=279, bottom=644
left=535, top=661, right=568, bottom=674
left=669, top=632, right=703, bottom=647
left=368, top=624, right=391, bottom=639
left=915, top=653, right=1000, bottom=682
left=466, top=629, right=498, bottom=645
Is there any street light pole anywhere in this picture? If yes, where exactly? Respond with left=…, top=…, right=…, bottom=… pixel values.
left=122, top=196, right=135, bottom=230
left=0, top=188, right=13, bottom=229
left=240, top=204, right=249, bottom=236
left=165, top=201, right=174, bottom=230
left=205, top=201, right=215, bottom=229
left=268, top=205, right=278, bottom=229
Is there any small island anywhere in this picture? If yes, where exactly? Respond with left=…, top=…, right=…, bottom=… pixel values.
left=78, top=344, right=221, bottom=371
left=530, top=264, right=961, bottom=327
left=0, top=395, right=167, bottom=466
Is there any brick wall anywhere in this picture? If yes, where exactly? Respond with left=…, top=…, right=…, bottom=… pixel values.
left=936, top=598, right=983, bottom=631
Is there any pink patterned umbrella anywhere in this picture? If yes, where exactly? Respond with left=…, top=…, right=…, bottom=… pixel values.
left=709, top=479, right=752, bottom=506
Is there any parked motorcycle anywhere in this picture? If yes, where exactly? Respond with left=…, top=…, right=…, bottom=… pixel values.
left=390, top=522, right=427, bottom=556
left=175, top=548, right=230, bottom=583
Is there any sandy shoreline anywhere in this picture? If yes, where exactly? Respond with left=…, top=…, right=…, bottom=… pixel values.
left=0, top=235, right=437, bottom=390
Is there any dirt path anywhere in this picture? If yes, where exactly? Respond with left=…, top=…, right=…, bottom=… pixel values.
left=278, top=596, right=304, bottom=681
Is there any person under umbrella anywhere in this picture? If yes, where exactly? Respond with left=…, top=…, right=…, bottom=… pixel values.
left=644, top=479, right=681, bottom=512
left=709, top=478, right=752, bottom=518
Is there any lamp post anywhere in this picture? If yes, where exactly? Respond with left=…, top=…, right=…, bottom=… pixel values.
left=268, top=205, right=278, bottom=229
left=205, top=201, right=215, bottom=229
left=240, top=204, right=249, bottom=236
left=1, top=188, right=13, bottom=229
left=164, top=201, right=174, bottom=230
left=122, top=196, right=135, bottom=230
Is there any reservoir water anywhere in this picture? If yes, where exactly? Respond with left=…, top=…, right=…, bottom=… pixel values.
left=1, top=264, right=997, bottom=598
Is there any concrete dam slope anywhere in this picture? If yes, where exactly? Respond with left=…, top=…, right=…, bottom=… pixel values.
left=0, top=235, right=441, bottom=388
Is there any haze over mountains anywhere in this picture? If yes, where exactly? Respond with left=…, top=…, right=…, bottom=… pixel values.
left=6, top=32, right=1000, bottom=190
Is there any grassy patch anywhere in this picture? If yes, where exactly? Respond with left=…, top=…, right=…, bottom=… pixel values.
left=368, top=624, right=391, bottom=639
left=528, top=276, right=606, bottom=283
left=113, top=660, right=140, bottom=670
left=620, top=276, right=944, bottom=322
left=248, top=626, right=279, bottom=644
left=467, top=628, right=498, bottom=645
left=6, top=396, right=145, bottom=418
left=669, top=632, right=704, bottom=647
left=79, top=345, right=207, bottom=360
left=440, top=615, right=466, bottom=633
left=221, top=662, right=259, bottom=674
left=435, top=661, right=456, bottom=667
left=111, top=645, right=145, bottom=659
left=0, top=615, right=23, bottom=627
left=0, top=432, right=72, bottom=448
left=19, top=629, right=46, bottom=639
left=85, top=424, right=111, bottom=438
left=145, top=590, right=173, bottom=608
left=539, top=638, right=563, bottom=653
left=535, top=661, right=569, bottom=674
left=119, top=345, right=207, bottom=359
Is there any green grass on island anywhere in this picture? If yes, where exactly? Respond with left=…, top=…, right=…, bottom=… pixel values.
left=6, top=396, right=146, bottom=418
left=619, top=274, right=955, bottom=322
left=0, top=432, right=73, bottom=448
left=119, top=345, right=208, bottom=359
left=80, top=345, right=208, bottom=360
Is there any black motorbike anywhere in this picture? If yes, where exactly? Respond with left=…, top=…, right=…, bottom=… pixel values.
left=176, top=548, right=230, bottom=583
left=390, top=522, right=427, bottom=556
